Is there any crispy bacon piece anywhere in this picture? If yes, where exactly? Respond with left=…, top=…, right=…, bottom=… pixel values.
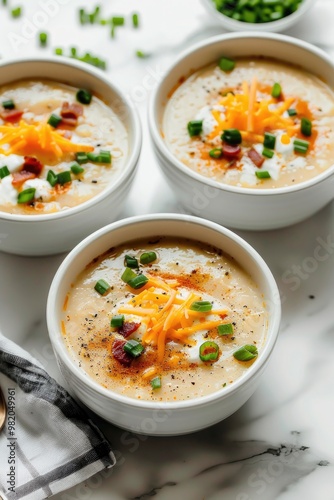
left=118, top=321, right=141, bottom=338
left=22, top=156, right=43, bottom=176
left=60, top=102, right=83, bottom=120
left=112, top=339, right=133, bottom=367
left=247, top=148, right=265, bottom=168
left=12, top=170, right=36, bottom=187
left=222, top=143, right=241, bottom=159
left=59, top=117, right=77, bottom=128
left=0, top=109, right=23, bottom=123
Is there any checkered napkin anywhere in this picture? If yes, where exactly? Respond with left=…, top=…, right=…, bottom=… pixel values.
left=0, top=332, right=115, bottom=500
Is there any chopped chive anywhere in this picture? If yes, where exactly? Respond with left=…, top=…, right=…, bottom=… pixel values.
left=98, top=150, right=112, bottom=163
left=110, top=314, right=124, bottom=328
left=218, top=323, right=234, bottom=336
left=79, top=8, right=87, bottom=24
left=151, top=376, right=161, bottom=390
left=255, top=170, right=271, bottom=179
left=301, top=117, right=312, bottom=137
left=233, top=344, right=258, bottom=361
left=209, top=148, right=223, bottom=159
left=132, top=12, right=139, bottom=27
left=112, top=16, right=125, bottom=26
left=17, top=188, right=35, bottom=204
left=70, top=47, right=77, bottom=57
left=136, top=50, right=149, bottom=59
left=70, top=164, right=84, bottom=175
left=124, top=339, right=144, bottom=358
left=87, top=152, right=100, bottom=162
left=46, top=169, right=58, bottom=187
left=287, top=108, right=297, bottom=117
left=11, top=6, right=21, bottom=18
left=55, top=47, right=63, bottom=56
left=221, top=128, right=242, bottom=145
left=121, top=267, right=137, bottom=283
left=2, top=99, right=15, bottom=110
left=262, top=148, right=274, bottom=159
left=94, top=279, right=110, bottom=296
left=39, top=32, right=48, bottom=46
left=187, top=120, right=203, bottom=137
left=127, top=274, right=149, bottom=289
left=218, top=56, right=235, bottom=72
left=271, top=82, right=282, bottom=98
left=0, top=166, right=10, bottom=179
left=75, top=152, right=89, bottom=164
left=294, top=145, right=308, bottom=154
left=263, top=132, right=276, bottom=149
left=57, top=171, right=72, bottom=185
left=190, top=301, right=213, bottom=312
left=199, top=341, right=219, bottom=362
left=294, top=138, right=309, bottom=154
left=47, top=113, right=62, bottom=128
left=140, top=252, right=157, bottom=265
left=124, top=254, right=139, bottom=269
left=111, top=25, right=116, bottom=38
left=76, top=88, right=92, bottom=105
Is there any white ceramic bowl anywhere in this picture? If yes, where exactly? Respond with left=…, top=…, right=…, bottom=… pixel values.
left=0, top=57, right=141, bottom=256
left=201, top=0, right=315, bottom=32
left=149, top=32, right=334, bottom=230
left=47, top=214, right=281, bottom=436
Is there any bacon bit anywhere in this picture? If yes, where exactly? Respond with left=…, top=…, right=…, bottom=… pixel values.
left=12, top=170, right=36, bottom=187
left=222, top=143, right=241, bottom=159
left=59, top=117, right=77, bottom=128
left=22, top=156, right=43, bottom=176
left=118, top=321, right=141, bottom=338
left=61, top=102, right=83, bottom=120
left=247, top=148, right=265, bottom=168
left=112, top=339, right=133, bottom=367
left=0, top=109, right=24, bottom=123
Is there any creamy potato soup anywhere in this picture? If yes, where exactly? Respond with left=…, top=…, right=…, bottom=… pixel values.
left=63, top=237, right=267, bottom=402
left=0, top=80, right=128, bottom=214
left=163, top=57, right=334, bottom=188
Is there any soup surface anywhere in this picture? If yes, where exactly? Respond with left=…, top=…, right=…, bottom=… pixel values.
left=163, top=57, right=334, bottom=188
left=63, top=237, right=267, bottom=402
left=0, top=80, right=128, bottom=214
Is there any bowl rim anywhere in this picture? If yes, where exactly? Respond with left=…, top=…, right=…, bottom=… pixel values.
left=148, top=31, right=334, bottom=197
left=0, top=55, right=142, bottom=222
left=47, top=213, right=281, bottom=410
left=201, top=0, right=315, bottom=32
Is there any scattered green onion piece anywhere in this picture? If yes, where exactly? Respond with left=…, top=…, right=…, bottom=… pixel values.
left=187, top=120, right=203, bottom=137
left=271, top=82, right=282, bottom=98
left=121, top=267, right=137, bottom=283
left=17, top=188, right=35, bottom=204
left=263, top=132, right=276, bottom=149
left=76, top=152, right=89, bottom=164
left=151, top=376, right=161, bottom=390
left=2, top=0, right=7, bottom=5
left=287, top=108, right=297, bottom=117
left=70, top=47, right=77, bottom=57
left=110, top=314, right=124, bottom=328
left=242, top=8, right=256, bottom=23
left=0, top=166, right=10, bottom=179
left=112, top=16, right=125, bottom=26
left=140, top=252, right=157, bottom=265
left=124, top=254, right=139, bottom=269
left=39, top=32, right=48, bottom=47
left=255, top=170, right=271, bottom=179
left=233, top=344, right=258, bottom=362
left=294, top=145, right=308, bottom=154
left=47, top=169, right=58, bottom=187
left=222, top=128, right=242, bottom=145
left=301, top=117, right=312, bottom=137
left=218, top=56, right=235, bottom=72
left=55, top=47, right=63, bottom=56
left=190, top=301, right=213, bottom=313
left=47, top=113, right=62, bottom=128
left=57, top=171, right=72, bottom=185
left=87, top=152, right=100, bottom=162
left=132, top=12, right=139, bottom=28
left=136, top=50, right=149, bottom=59
left=70, top=164, right=84, bottom=176
left=94, top=279, right=110, bottom=296
left=293, top=138, right=309, bottom=154
left=262, top=148, right=274, bottom=159
left=2, top=99, right=15, bottom=110
left=11, top=6, right=21, bottom=18
left=127, top=274, right=149, bottom=290
left=218, top=323, right=234, bottom=336
left=199, top=341, right=219, bottom=362
left=98, top=150, right=112, bottom=163
left=76, top=88, right=92, bottom=105
left=111, top=25, right=116, bottom=38
left=124, top=339, right=144, bottom=358
left=209, top=148, right=223, bottom=159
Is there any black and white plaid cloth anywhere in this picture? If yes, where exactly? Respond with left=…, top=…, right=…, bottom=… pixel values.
left=0, top=332, right=115, bottom=500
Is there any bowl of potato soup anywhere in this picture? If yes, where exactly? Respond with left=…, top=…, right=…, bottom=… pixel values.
left=149, top=32, right=334, bottom=230
left=47, top=214, right=281, bottom=436
left=0, top=57, right=141, bottom=255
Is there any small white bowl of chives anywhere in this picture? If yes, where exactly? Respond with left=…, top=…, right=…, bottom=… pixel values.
left=202, top=0, right=315, bottom=32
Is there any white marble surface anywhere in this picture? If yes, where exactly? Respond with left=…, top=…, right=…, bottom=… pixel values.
left=1, top=0, right=334, bottom=498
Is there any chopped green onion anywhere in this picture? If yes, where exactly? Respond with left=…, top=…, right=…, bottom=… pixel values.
left=46, top=169, right=58, bottom=187
left=136, top=50, right=149, bottom=59
left=301, top=117, right=312, bottom=137
left=218, top=323, right=234, bottom=336
left=233, top=344, right=258, bottom=361
left=140, top=252, right=157, bottom=265
left=271, top=82, right=282, bottom=98
left=0, top=166, right=10, bottom=179
left=218, top=56, right=235, bottom=72
left=190, top=301, right=213, bottom=312
left=262, top=148, right=274, bottom=159
left=127, top=274, right=149, bottom=289
left=124, top=254, right=139, bottom=269
left=70, top=164, right=84, bottom=175
left=242, top=8, right=256, bottom=23
left=121, top=267, right=137, bottom=283
left=209, top=148, right=223, bottom=159
left=294, top=145, right=308, bottom=154
left=132, top=12, right=139, bottom=27
left=17, top=188, right=35, bottom=204
left=287, top=108, right=297, bottom=117
left=94, top=279, right=110, bottom=295
left=99, top=150, right=112, bottom=163
left=187, top=120, right=203, bottom=137
left=151, top=376, right=161, bottom=390
left=255, top=170, right=271, bottom=179
left=57, top=171, right=71, bottom=185
left=47, top=113, right=62, bottom=128
left=110, top=314, right=124, bottom=328
left=221, top=128, right=242, bottom=145
left=76, top=88, right=92, bottom=105
left=199, top=341, right=219, bottom=362
left=87, top=152, right=99, bottom=162
left=39, top=32, right=48, bottom=46
left=54, top=47, right=63, bottom=56
left=75, top=152, right=89, bottom=164
left=263, top=132, right=276, bottom=149
left=124, top=339, right=144, bottom=358
left=11, top=6, right=21, bottom=18
left=112, top=16, right=125, bottom=26
left=294, top=138, right=309, bottom=154
left=70, top=47, right=77, bottom=57
left=79, top=8, right=87, bottom=24
left=2, top=99, right=15, bottom=110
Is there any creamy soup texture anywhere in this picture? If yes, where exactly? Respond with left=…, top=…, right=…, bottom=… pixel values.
left=0, top=80, right=128, bottom=214
left=63, top=238, right=267, bottom=402
left=163, top=58, right=334, bottom=188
